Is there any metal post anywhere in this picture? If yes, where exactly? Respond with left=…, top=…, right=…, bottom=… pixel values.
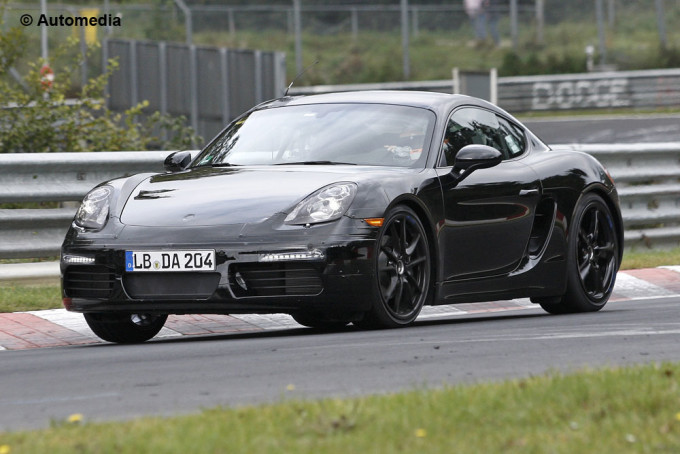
left=219, top=48, right=231, bottom=124
left=510, top=0, right=518, bottom=50
left=228, top=9, right=236, bottom=39
left=655, top=0, right=667, bottom=49
left=159, top=42, right=168, bottom=116
left=274, top=52, right=287, bottom=97
left=104, top=0, right=112, bottom=36
left=254, top=50, right=263, bottom=104
left=351, top=8, right=358, bottom=39
left=129, top=40, right=138, bottom=107
left=159, top=42, right=168, bottom=142
left=535, top=0, right=544, bottom=45
left=490, top=68, right=498, bottom=105
left=102, top=39, right=109, bottom=108
left=452, top=67, right=460, bottom=94
left=293, top=0, right=302, bottom=75
left=596, top=0, right=606, bottom=66
left=401, top=0, right=410, bottom=80
left=412, top=7, right=419, bottom=38
left=173, top=0, right=193, bottom=46
left=40, top=0, right=48, bottom=63
left=80, top=26, right=87, bottom=90
left=189, top=45, right=199, bottom=139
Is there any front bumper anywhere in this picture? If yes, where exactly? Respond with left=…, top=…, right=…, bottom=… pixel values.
left=61, top=218, right=379, bottom=316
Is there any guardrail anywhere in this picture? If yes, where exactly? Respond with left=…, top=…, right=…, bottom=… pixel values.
left=0, top=144, right=678, bottom=261
left=0, top=151, right=180, bottom=259
left=289, top=68, right=680, bottom=114
left=555, top=143, right=680, bottom=250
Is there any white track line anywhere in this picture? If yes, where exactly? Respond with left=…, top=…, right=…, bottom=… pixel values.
left=613, top=272, right=675, bottom=299
left=6, top=268, right=679, bottom=350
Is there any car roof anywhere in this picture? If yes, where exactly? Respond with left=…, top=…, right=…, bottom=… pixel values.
left=250, top=91, right=530, bottom=141
left=264, top=90, right=496, bottom=114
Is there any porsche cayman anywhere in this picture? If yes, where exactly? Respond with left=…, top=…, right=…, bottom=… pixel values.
left=61, top=91, right=623, bottom=343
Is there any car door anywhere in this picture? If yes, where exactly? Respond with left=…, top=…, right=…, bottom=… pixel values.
left=436, top=107, right=541, bottom=282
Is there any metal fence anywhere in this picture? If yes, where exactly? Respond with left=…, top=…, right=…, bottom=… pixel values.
left=2, top=144, right=680, bottom=260
left=105, top=39, right=287, bottom=141
left=499, top=68, right=680, bottom=112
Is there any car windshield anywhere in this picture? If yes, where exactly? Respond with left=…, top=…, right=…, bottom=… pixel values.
left=193, top=103, right=436, bottom=168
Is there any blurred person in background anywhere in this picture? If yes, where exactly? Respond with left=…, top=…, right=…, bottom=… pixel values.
left=464, top=0, right=500, bottom=47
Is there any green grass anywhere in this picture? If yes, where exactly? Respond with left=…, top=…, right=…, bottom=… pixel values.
left=0, top=248, right=679, bottom=313
left=622, top=248, right=680, bottom=271
left=1, top=363, right=680, bottom=452
left=0, top=284, right=62, bottom=313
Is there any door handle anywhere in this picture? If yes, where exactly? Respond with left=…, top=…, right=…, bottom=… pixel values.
left=519, top=188, right=539, bottom=197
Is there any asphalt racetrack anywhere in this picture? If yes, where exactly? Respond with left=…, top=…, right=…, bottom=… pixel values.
left=2, top=275, right=680, bottom=431
left=524, top=113, right=680, bottom=144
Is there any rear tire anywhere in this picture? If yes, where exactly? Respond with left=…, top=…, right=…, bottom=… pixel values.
left=84, top=313, right=168, bottom=344
left=535, top=193, right=619, bottom=314
left=357, top=205, right=432, bottom=328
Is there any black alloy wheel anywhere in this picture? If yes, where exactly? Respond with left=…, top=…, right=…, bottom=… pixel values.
left=576, top=200, right=618, bottom=301
left=358, top=205, right=432, bottom=328
left=84, top=313, right=168, bottom=344
left=538, top=193, right=619, bottom=314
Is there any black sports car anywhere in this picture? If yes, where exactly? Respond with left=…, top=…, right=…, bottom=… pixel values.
left=61, top=91, right=622, bottom=343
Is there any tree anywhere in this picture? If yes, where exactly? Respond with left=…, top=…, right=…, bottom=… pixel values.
left=0, top=16, right=201, bottom=153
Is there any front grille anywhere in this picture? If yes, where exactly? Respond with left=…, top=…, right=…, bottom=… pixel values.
left=123, top=272, right=220, bottom=300
left=229, top=263, right=323, bottom=298
left=63, top=265, right=115, bottom=299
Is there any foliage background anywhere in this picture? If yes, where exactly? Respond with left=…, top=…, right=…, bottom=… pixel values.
left=0, top=10, right=200, bottom=153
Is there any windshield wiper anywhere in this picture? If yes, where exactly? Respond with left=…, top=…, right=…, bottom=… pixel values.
left=274, top=161, right=357, bottom=166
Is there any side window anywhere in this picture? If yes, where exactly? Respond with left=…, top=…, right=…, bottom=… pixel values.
left=440, top=107, right=526, bottom=166
left=496, top=116, right=526, bottom=159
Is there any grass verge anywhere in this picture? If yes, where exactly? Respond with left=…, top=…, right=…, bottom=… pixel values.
left=622, top=248, right=680, bottom=271
left=0, top=248, right=679, bottom=313
left=0, top=284, right=62, bottom=313
left=1, top=363, right=680, bottom=452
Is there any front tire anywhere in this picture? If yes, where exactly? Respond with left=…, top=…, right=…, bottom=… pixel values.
left=84, top=313, right=168, bottom=344
left=291, top=313, right=351, bottom=330
left=536, top=193, right=619, bottom=314
left=357, top=205, right=432, bottom=328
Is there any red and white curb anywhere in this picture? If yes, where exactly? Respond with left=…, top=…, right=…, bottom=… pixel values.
left=1, top=267, right=680, bottom=351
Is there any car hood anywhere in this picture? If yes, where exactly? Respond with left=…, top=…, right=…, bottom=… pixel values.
left=119, top=165, right=388, bottom=227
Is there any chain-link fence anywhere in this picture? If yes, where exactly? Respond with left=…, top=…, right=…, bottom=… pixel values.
left=6, top=1, right=674, bottom=74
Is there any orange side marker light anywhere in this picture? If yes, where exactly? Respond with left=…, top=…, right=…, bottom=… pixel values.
left=364, top=218, right=384, bottom=227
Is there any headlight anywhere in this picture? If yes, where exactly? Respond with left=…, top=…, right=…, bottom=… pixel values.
left=285, top=183, right=357, bottom=225
left=74, top=186, right=112, bottom=230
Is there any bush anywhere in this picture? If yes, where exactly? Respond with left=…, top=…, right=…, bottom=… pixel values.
left=0, top=14, right=201, bottom=153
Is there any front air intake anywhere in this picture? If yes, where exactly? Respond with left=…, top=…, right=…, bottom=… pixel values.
left=63, top=265, right=115, bottom=299
left=228, top=263, right=323, bottom=298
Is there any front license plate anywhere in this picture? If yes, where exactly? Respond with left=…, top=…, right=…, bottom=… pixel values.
left=125, top=250, right=216, bottom=272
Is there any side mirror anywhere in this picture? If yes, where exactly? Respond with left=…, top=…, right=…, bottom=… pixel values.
left=164, top=151, right=192, bottom=172
left=453, top=144, right=503, bottom=172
